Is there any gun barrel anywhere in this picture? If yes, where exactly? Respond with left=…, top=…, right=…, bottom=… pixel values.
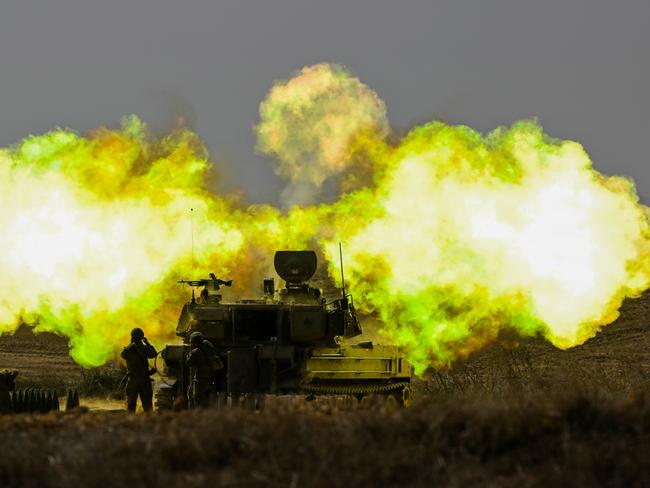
left=178, top=279, right=209, bottom=286
left=178, top=277, right=233, bottom=287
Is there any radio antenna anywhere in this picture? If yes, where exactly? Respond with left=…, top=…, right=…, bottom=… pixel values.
left=339, top=242, right=346, bottom=299
left=190, top=207, right=195, bottom=277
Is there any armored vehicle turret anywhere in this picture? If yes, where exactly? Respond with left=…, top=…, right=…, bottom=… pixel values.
left=155, top=251, right=412, bottom=409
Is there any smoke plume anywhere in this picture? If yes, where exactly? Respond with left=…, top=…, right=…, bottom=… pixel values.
left=256, top=63, right=388, bottom=206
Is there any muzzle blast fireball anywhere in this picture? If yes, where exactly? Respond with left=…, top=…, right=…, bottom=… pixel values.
left=1, top=63, right=648, bottom=374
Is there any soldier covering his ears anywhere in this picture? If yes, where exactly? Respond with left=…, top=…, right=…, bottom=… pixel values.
left=187, top=331, right=223, bottom=407
left=121, top=327, right=157, bottom=412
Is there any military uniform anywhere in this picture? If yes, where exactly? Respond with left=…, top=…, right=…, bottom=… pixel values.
left=0, top=370, right=17, bottom=414
left=121, top=335, right=157, bottom=412
left=187, top=338, right=223, bottom=407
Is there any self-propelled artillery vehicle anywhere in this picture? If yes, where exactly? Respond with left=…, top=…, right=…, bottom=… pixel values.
left=154, top=251, right=412, bottom=409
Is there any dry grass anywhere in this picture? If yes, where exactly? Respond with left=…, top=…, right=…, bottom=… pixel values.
left=0, top=392, right=648, bottom=488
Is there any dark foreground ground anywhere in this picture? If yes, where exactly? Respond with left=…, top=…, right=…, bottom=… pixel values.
left=0, top=393, right=648, bottom=488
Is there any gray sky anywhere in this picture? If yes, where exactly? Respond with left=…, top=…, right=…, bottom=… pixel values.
left=1, top=0, right=649, bottom=203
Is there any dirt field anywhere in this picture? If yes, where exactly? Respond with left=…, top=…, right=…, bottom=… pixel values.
left=432, top=290, right=650, bottom=397
left=0, top=291, right=649, bottom=486
left=0, top=325, right=83, bottom=387
left=419, top=292, right=650, bottom=400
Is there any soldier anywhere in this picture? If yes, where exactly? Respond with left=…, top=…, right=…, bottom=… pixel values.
left=187, top=331, right=223, bottom=407
left=0, top=369, right=18, bottom=414
left=121, top=328, right=157, bottom=413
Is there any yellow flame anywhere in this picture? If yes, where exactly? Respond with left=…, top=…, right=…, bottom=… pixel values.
left=0, top=118, right=245, bottom=365
left=321, top=121, right=650, bottom=372
left=1, top=65, right=649, bottom=375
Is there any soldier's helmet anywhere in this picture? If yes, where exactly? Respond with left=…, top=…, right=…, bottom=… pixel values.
left=189, top=331, right=204, bottom=345
left=131, top=327, right=145, bottom=341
